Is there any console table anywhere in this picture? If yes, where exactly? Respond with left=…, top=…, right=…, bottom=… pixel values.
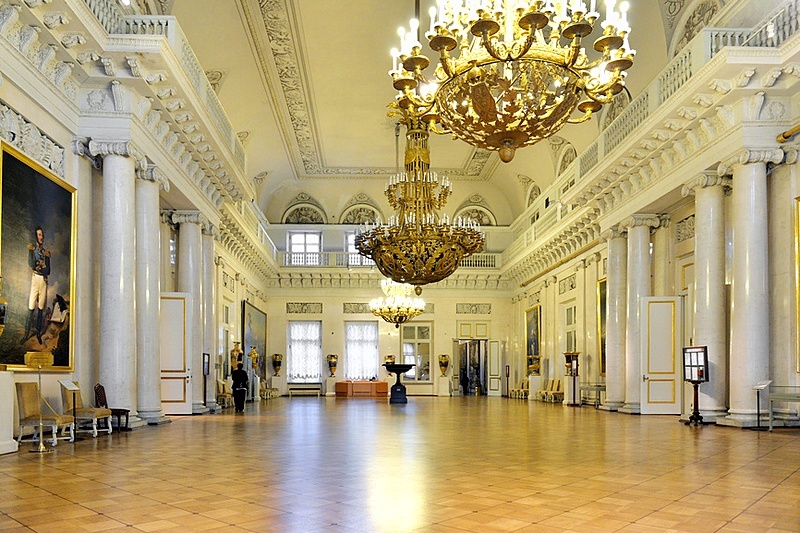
left=335, top=381, right=388, bottom=397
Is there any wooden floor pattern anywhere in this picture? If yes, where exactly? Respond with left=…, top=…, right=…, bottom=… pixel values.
left=0, top=397, right=798, bottom=532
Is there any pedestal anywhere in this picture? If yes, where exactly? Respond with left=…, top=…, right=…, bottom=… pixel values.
left=325, top=377, right=337, bottom=396
left=528, top=375, right=543, bottom=401
left=270, top=375, right=287, bottom=396
left=0, top=372, right=18, bottom=455
left=565, top=376, right=580, bottom=405
left=384, top=363, right=414, bottom=404
left=436, top=376, right=452, bottom=396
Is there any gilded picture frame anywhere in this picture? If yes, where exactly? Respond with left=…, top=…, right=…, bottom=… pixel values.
left=525, top=305, right=541, bottom=375
left=795, top=197, right=800, bottom=373
left=597, top=278, right=607, bottom=376
left=242, top=300, right=267, bottom=380
left=0, top=143, right=76, bottom=371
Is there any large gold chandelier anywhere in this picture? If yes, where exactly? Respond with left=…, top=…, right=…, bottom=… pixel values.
left=370, top=279, right=426, bottom=327
left=355, top=114, right=485, bottom=294
left=390, top=0, right=635, bottom=162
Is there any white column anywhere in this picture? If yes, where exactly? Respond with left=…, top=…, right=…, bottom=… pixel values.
left=719, top=149, right=783, bottom=427
left=136, top=166, right=170, bottom=424
left=159, top=211, right=174, bottom=293
left=601, top=227, right=626, bottom=411
left=651, top=215, right=671, bottom=297
left=89, top=140, right=145, bottom=426
left=544, top=275, right=557, bottom=380
left=682, top=173, right=731, bottom=422
left=202, top=223, right=218, bottom=411
left=172, top=211, right=208, bottom=414
left=620, top=215, right=659, bottom=414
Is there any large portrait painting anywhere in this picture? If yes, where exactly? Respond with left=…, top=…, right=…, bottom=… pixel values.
left=598, top=278, right=607, bottom=376
left=525, top=305, right=540, bottom=375
left=0, top=144, right=75, bottom=370
left=242, top=300, right=267, bottom=380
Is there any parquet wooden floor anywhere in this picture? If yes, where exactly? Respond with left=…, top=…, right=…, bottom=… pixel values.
left=0, top=397, right=798, bottom=532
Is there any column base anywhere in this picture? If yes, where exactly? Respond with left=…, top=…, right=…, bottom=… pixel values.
left=325, top=377, right=337, bottom=396
left=0, top=439, right=18, bottom=455
left=192, top=402, right=210, bottom=415
left=599, top=401, right=622, bottom=412
left=619, top=403, right=640, bottom=414
left=138, top=409, right=171, bottom=425
left=206, top=400, right=218, bottom=412
left=127, top=415, right=149, bottom=430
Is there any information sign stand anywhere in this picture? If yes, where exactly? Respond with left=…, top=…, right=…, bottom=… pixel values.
left=751, top=380, right=772, bottom=431
left=683, top=346, right=709, bottom=426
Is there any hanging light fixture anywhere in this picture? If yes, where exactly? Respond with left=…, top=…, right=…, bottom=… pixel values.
left=369, top=279, right=426, bottom=327
left=389, top=0, right=635, bottom=162
left=355, top=112, right=485, bottom=294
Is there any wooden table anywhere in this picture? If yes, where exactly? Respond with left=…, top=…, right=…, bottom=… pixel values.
left=334, top=381, right=388, bottom=397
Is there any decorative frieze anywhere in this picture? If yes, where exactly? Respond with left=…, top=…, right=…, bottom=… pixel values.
left=424, top=303, right=435, bottom=314
left=0, top=100, right=65, bottom=177
left=558, top=274, right=577, bottom=295
left=456, top=303, right=491, bottom=315
left=676, top=215, right=696, bottom=243
left=343, top=303, right=370, bottom=314
left=287, top=303, right=323, bottom=314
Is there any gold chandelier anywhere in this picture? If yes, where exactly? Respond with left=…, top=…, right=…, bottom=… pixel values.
left=389, top=0, right=635, bottom=162
left=355, top=115, right=485, bottom=294
left=370, top=279, right=427, bottom=327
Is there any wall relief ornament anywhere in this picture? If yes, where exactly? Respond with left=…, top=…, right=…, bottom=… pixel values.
left=343, top=303, right=370, bottom=314
left=286, top=303, right=323, bottom=314
left=0, top=100, right=64, bottom=176
left=676, top=215, right=695, bottom=243
left=340, top=206, right=379, bottom=224
left=672, top=0, right=720, bottom=56
left=455, top=303, right=492, bottom=314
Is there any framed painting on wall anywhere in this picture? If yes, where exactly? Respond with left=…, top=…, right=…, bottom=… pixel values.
left=598, top=278, right=607, bottom=376
left=525, top=305, right=540, bottom=375
left=242, top=300, right=267, bottom=380
left=0, top=143, right=75, bottom=371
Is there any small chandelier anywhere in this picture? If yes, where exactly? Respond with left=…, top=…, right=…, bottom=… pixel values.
left=355, top=114, right=485, bottom=294
left=390, top=0, right=635, bottom=162
left=370, top=279, right=426, bottom=327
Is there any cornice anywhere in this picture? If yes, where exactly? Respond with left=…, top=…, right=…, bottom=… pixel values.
left=681, top=172, right=732, bottom=196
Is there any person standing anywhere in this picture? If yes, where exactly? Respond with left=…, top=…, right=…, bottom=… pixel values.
left=231, top=362, right=248, bottom=412
left=23, top=227, right=50, bottom=346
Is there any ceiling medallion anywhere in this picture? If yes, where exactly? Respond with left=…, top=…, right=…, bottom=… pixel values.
left=389, top=0, right=636, bottom=162
left=370, top=279, right=426, bottom=327
left=355, top=114, right=485, bottom=294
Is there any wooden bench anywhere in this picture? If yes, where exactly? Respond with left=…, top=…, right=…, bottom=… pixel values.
left=288, top=383, right=322, bottom=397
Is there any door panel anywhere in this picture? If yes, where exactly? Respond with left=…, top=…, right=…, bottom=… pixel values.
left=488, top=340, right=501, bottom=396
left=160, top=293, right=192, bottom=415
left=640, top=297, right=683, bottom=414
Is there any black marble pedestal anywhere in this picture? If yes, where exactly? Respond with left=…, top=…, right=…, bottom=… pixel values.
left=383, top=363, right=414, bottom=404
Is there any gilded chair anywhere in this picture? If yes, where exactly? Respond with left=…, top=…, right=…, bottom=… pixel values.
left=216, top=379, right=233, bottom=408
left=16, top=382, right=74, bottom=446
left=60, top=381, right=112, bottom=437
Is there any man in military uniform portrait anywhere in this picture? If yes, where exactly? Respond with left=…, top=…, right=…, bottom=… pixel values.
left=23, top=226, right=50, bottom=345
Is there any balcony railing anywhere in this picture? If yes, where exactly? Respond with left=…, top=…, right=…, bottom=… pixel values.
left=278, top=252, right=500, bottom=270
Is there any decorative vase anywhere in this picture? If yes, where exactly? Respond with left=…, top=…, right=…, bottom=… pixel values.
left=327, top=354, right=338, bottom=377
left=272, top=354, right=283, bottom=377
left=230, top=341, right=243, bottom=370
left=438, top=354, right=449, bottom=377
left=248, top=345, right=259, bottom=370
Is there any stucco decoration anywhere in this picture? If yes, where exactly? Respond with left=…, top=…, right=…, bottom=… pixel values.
left=671, top=0, right=721, bottom=56
left=557, top=144, right=578, bottom=175
left=0, top=100, right=64, bottom=177
left=340, top=206, right=380, bottom=224
left=454, top=194, right=496, bottom=226
left=282, top=192, right=327, bottom=224
left=528, top=184, right=542, bottom=206
left=456, top=303, right=492, bottom=314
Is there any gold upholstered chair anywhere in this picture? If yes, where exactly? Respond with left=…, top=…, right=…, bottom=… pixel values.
left=60, top=381, right=112, bottom=437
left=16, top=382, right=74, bottom=446
left=216, top=379, right=233, bottom=408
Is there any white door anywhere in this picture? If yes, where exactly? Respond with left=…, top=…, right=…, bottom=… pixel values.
left=160, top=293, right=193, bottom=415
left=488, top=340, right=502, bottom=396
left=640, top=297, right=683, bottom=414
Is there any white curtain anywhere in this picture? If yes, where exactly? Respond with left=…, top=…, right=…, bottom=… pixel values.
left=344, top=322, right=379, bottom=380
left=287, top=321, right=322, bottom=382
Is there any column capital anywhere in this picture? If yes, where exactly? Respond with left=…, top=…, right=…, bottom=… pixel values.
left=619, top=214, right=660, bottom=231
left=681, top=172, right=732, bottom=197
left=717, top=148, right=784, bottom=175
left=601, top=225, right=626, bottom=242
left=72, top=137, right=101, bottom=169
left=783, top=145, right=799, bottom=165
left=202, top=222, right=219, bottom=239
left=214, top=255, right=226, bottom=268
left=657, top=214, right=671, bottom=228
left=160, top=209, right=175, bottom=227
left=136, top=164, right=170, bottom=192
left=87, top=139, right=147, bottom=170
left=171, top=210, right=208, bottom=227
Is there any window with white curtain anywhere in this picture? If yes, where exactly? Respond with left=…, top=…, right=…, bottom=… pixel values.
left=287, top=321, right=322, bottom=382
left=344, top=321, right=379, bottom=380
